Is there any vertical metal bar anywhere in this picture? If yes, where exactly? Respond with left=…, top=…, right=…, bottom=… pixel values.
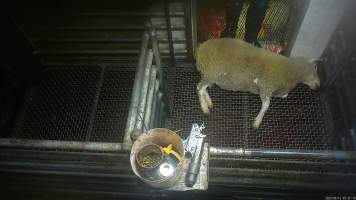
left=159, top=101, right=165, bottom=127
left=340, top=137, right=347, bottom=150
left=150, top=80, right=160, bottom=128
left=350, top=129, right=356, bottom=150
left=149, top=25, right=170, bottom=117
left=190, top=0, right=198, bottom=57
left=154, top=94, right=160, bottom=128
left=144, top=66, right=157, bottom=130
left=135, top=50, right=154, bottom=132
left=164, top=0, right=175, bottom=64
left=156, top=102, right=161, bottom=128
left=85, top=66, right=106, bottom=142
left=161, top=103, right=167, bottom=128
left=123, top=32, right=150, bottom=145
left=334, top=82, right=350, bottom=149
left=184, top=0, right=194, bottom=61
left=148, top=26, right=163, bottom=85
left=155, top=92, right=163, bottom=127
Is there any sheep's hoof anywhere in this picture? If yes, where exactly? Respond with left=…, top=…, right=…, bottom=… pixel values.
left=202, top=109, right=210, bottom=115
left=207, top=99, right=213, bottom=109
left=201, top=106, right=210, bottom=115
left=252, top=121, right=260, bottom=129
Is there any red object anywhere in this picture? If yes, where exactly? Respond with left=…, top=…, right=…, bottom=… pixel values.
left=198, top=4, right=226, bottom=43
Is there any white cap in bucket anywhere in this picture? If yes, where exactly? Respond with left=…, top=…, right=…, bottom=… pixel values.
left=159, top=162, right=175, bottom=177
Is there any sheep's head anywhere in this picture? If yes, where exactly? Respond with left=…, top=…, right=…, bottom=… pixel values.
left=290, top=57, right=320, bottom=90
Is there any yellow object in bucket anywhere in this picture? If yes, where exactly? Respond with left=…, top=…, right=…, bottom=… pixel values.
left=161, top=144, right=182, bottom=161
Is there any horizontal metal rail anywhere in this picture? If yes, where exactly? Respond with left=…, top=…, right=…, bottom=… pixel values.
left=37, top=25, right=186, bottom=31
left=1, top=138, right=356, bottom=161
left=12, top=11, right=185, bottom=17
left=0, top=138, right=131, bottom=151
left=210, top=147, right=356, bottom=161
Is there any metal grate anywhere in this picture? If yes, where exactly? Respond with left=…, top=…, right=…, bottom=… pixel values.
left=90, top=67, right=135, bottom=142
left=12, top=64, right=136, bottom=142
left=169, top=64, right=331, bottom=150
left=236, top=0, right=290, bottom=45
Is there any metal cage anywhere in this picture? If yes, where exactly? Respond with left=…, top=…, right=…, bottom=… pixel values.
left=1, top=0, right=356, bottom=198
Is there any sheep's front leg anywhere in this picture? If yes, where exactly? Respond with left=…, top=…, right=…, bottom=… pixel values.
left=253, top=95, right=271, bottom=129
left=197, top=80, right=213, bottom=114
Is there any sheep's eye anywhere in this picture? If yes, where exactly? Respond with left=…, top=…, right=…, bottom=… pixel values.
left=314, top=64, right=318, bottom=73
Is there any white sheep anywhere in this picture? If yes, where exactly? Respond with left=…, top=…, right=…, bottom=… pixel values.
left=196, top=38, right=320, bottom=129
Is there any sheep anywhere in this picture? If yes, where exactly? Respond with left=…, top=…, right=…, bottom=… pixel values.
left=196, top=38, right=320, bottom=129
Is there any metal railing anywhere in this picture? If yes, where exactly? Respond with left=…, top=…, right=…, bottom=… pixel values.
left=0, top=22, right=168, bottom=151
left=123, top=22, right=168, bottom=145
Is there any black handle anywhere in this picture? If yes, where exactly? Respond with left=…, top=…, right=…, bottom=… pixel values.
left=185, top=143, right=204, bottom=187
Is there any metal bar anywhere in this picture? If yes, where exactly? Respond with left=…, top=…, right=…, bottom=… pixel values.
left=0, top=149, right=129, bottom=163
left=351, top=129, right=356, bottom=150
left=33, top=38, right=187, bottom=44
left=38, top=25, right=186, bottom=31
left=340, top=137, right=348, bottom=150
left=340, top=76, right=356, bottom=123
left=159, top=102, right=165, bottom=127
left=209, top=157, right=356, bottom=174
left=209, top=147, right=356, bottom=161
left=161, top=103, right=167, bottom=128
left=13, top=12, right=185, bottom=17
left=144, top=66, right=157, bottom=130
left=189, top=0, right=198, bottom=57
left=156, top=102, right=161, bottom=128
left=209, top=168, right=356, bottom=191
left=184, top=0, right=193, bottom=61
left=148, top=24, right=170, bottom=117
left=123, top=32, right=150, bottom=145
left=134, top=49, right=154, bottom=132
left=153, top=97, right=160, bottom=128
left=85, top=66, right=106, bottom=141
left=0, top=138, right=130, bottom=152
left=164, top=0, right=176, bottom=64
left=336, top=82, right=351, bottom=129
left=155, top=92, right=163, bottom=127
left=154, top=93, right=161, bottom=128
left=40, top=49, right=140, bottom=55
left=148, top=25, right=164, bottom=87
left=150, top=80, right=160, bottom=128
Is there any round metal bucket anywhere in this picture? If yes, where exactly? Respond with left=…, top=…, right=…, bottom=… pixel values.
left=130, top=128, right=185, bottom=188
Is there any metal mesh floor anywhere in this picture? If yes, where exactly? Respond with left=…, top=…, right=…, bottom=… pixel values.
left=12, top=63, right=136, bottom=142
left=169, top=64, right=331, bottom=150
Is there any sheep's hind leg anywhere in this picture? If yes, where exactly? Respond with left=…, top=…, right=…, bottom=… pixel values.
left=197, top=80, right=213, bottom=114
left=253, top=95, right=271, bottom=129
